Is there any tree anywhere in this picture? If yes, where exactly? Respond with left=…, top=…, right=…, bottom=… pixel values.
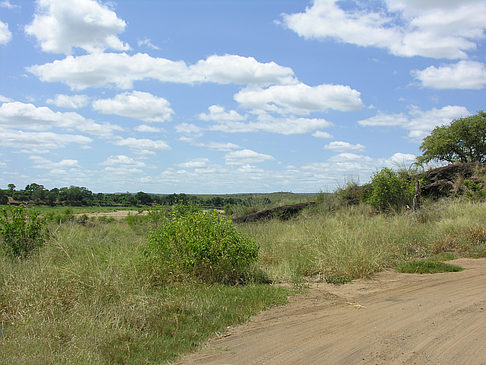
left=418, top=111, right=486, bottom=164
left=7, top=184, right=15, bottom=192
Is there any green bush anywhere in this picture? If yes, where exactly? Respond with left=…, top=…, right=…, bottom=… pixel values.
left=0, top=205, right=49, bottom=258
left=366, top=168, right=415, bottom=212
left=144, top=205, right=259, bottom=284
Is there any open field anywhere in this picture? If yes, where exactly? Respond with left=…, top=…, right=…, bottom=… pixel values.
left=1, top=197, right=486, bottom=363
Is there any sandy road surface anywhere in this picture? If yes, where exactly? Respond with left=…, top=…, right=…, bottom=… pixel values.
left=178, top=258, right=486, bottom=365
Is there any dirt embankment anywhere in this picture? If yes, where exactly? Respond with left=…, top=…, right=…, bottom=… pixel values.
left=178, top=258, right=486, bottom=365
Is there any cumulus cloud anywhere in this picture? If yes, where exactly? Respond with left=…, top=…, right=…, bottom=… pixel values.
left=93, top=91, right=174, bottom=122
left=0, top=101, right=122, bottom=137
left=178, top=158, right=209, bottom=169
left=28, top=53, right=296, bottom=90
left=174, top=123, right=202, bottom=135
left=234, top=83, right=363, bottom=114
left=0, top=95, right=13, bottom=103
left=282, top=0, right=486, bottom=59
left=225, top=149, right=274, bottom=165
left=412, top=61, right=486, bottom=90
left=312, top=130, right=333, bottom=139
left=0, top=20, right=11, bottom=45
left=200, top=142, right=240, bottom=151
left=199, top=105, right=246, bottom=122
left=324, top=141, right=365, bottom=153
left=137, top=38, right=159, bottom=50
left=101, top=155, right=145, bottom=168
left=25, top=0, right=129, bottom=54
left=358, top=105, right=470, bottom=141
left=0, top=126, right=92, bottom=152
left=29, top=155, right=80, bottom=170
left=46, top=94, right=89, bottom=108
left=208, top=110, right=332, bottom=135
left=134, top=124, right=163, bottom=133
left=0, top=1, right=19, bottom=9
left=113, top=137, right=170, bottom=151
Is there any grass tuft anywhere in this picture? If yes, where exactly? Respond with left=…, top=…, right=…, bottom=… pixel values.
left=396, top=259, right=463, bottom=274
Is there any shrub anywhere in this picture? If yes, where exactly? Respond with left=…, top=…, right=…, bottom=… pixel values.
left=366, top=168, right=415, bottom=212
left=0, top=205, right=49, bottom=258
left=144, top=205, right=259, bottom=284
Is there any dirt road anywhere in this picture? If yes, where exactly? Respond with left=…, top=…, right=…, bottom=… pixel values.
left=178, top=258, right=486, bottom=364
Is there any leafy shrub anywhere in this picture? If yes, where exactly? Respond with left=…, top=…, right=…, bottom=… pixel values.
left=336, top=181, right=370, bottom=206
left=464, top=179, right=486, bottom=201
left=0, top=205, right=49, bottom=258
left=366, top=168, right=415, bottom=212
left=144, top=205, right=259, bottom=284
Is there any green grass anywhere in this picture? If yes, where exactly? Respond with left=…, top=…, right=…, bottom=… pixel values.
left=0, top=221, right=289, bottom=364
left=396, top=259, right=463, bottom=274
left=239, top=199, right=486, bottom=283
left=1, top=198, right=486, bottom=363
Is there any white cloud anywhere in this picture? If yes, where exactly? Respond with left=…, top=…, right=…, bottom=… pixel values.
left=0, top=1, right=19, bottom=9
left=178, top=158, right=209, bottom=169
left=235, top=83, right=363, bottom=115
left=225, top=149, right=274, bottom=165
left=101, top=155, right=145, bottom=168
left=312, top=130, right=333, bottom=139
left=0, top=126, right=92, bottom=152
left=190, top=54, right=296, bottom=86
left=385, top=153, right=417, bottom=168
left=92, top=91, right=174, bottom=122
left=199, top=104, right=246, bottom=122
left=282, top=0, right=486, bottom=59
left=113, top=137, right=170, bottom=151
left=200, top=142, right=240, bottom=151
left=0, top=95, right=13, bottom=103
left=137, top=38, right=159, bottom=50
left=0, top=20, right=11, bottom=45
left=46, top=94, right=89, bottom=108
left=28, top=53, right=296, bottom=90
left=134, top=124, right=163, bottom=133
left=208, top=111, right=332, bottom=135
left=174, top=123, right=202, bottom=135
left=358, top=105, right=470, bottom=141
left=412, top=61, right=486, bottom=90
left=25, top=0, right=129, bottom=54
left=0, top=101, right=122, bottom=137
left=324, top=141, right=365, bottom=153
left=29, top=155, right=80, bottom=170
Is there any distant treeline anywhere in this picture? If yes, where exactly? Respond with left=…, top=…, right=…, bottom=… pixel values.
left=0, top=183, right=271, bottom=208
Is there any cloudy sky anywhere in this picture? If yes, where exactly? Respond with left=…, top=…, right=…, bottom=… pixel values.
left=0, top=0, right=485, bottom=193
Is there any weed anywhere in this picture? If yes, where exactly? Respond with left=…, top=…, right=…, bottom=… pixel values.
left=0, top=205, right=49, bottom=258
left=396, top=259, right=463, bottom=274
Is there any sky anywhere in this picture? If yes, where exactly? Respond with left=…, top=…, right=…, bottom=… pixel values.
left=0, top=0, right=485, bottom=194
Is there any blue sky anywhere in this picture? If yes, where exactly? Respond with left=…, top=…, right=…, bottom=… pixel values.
left=0, top=0, right=485, bottom=193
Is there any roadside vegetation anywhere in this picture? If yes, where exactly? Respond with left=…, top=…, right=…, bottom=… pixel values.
left=1, top=112, right=486, bottom=363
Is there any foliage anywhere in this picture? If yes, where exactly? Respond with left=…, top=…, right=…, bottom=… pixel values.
left=144, top=205, right=259, bottom=284
left=0, top=222, right=288, bottom=364
left=396, top=259, right=463, bottom=274
left=418, top=111, right=486, bottom=164
left=0, top=190, right=7, bottom=205
left=0, top=205, right=49, bottom=258
left=365, top=168, right=416, bottom=212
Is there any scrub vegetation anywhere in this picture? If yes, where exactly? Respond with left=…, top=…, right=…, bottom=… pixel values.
left=2, top=165, right=486, bottom=363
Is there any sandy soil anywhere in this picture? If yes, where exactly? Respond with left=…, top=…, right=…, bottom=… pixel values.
left=178, top=258, right=486, bottom=365
left=75, top=210, right=147, bottom=219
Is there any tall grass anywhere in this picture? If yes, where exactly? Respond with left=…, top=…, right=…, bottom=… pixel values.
left=241, top=199, right=486, bottom=283
left=0, top=221, right=288, bottom=364
left=1, top=198, right=485, bottom=363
